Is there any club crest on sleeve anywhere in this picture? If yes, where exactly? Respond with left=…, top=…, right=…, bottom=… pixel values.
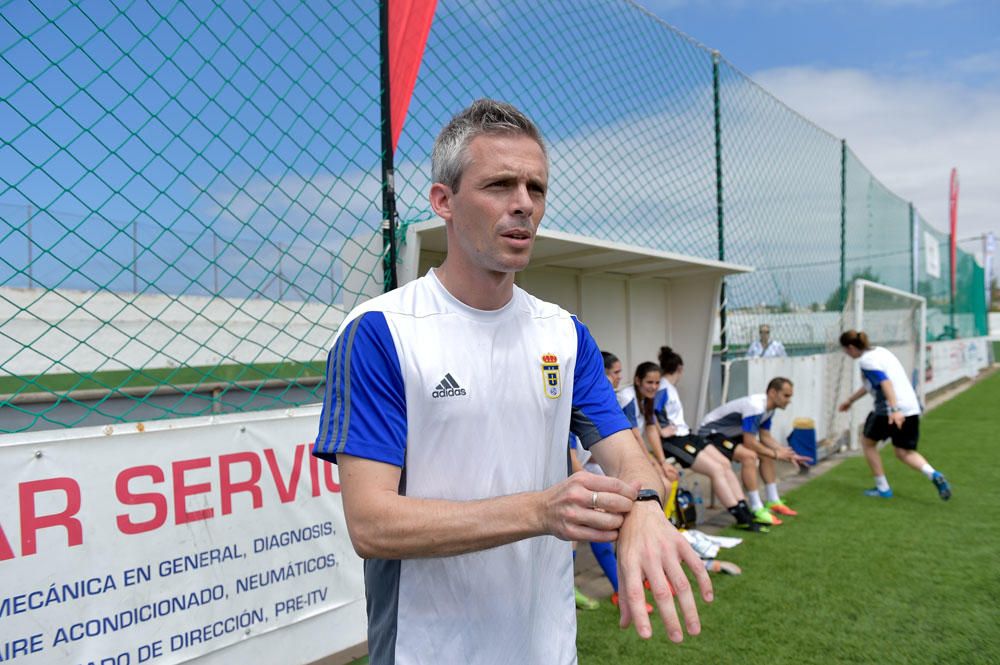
left=541, top=353, right=561, bottom=399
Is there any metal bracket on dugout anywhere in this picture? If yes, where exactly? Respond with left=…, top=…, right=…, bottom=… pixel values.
left=399, top=220, right=752, bottom=425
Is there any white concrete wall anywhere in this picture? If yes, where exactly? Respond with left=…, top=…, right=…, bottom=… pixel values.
left=1, top=287, right=346, bottom=377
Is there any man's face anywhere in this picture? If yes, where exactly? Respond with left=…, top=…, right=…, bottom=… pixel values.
left=759, top=326, right=770, bottom=344
left=430, top=133, right=547, bottom=275
left=770, top=383, right=793, bottom=410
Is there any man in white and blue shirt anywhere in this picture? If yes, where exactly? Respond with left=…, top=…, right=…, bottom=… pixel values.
left=697, top=379, right=808, bottom=524
left=313, top=99, right=711, bottom=665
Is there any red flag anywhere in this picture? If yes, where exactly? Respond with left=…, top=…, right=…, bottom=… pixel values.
left=389, top=0, right=437, bottom=154
left=949, top=168, right=959, bottom=297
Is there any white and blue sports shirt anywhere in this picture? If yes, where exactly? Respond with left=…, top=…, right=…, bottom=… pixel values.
left=858, top=346, right=921, bottom=417
left=696, top=394, right=774, bottom=440
left=654, top=378, right=690, bottom=436
left=313, top=270, right=630, bottom=665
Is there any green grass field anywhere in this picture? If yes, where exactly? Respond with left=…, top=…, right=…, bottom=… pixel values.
left=577, top=371, right=1000, bottom=664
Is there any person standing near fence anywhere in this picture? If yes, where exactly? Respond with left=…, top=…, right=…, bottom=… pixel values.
left=837, top=330, right=952, bottom=501
left=313, top=99, right=711, bottom=664
left=746, top=323, right=787, bottom=358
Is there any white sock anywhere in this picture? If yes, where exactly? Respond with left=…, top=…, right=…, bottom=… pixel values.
left=748, top=490, right=764, bottom=511
left=920, top=463, right=937, bottom=480
left=874, top=475, right=890, bottom=492
left=765, top=482, right=780, bottom=504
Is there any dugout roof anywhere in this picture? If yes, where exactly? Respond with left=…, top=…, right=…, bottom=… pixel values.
left=399, top=220, right=753, bottom=423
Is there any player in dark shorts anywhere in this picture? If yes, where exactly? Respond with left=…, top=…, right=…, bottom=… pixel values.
left=838, top=330, right=951, bottom=500
left=654, top=346, right=767, bottom=531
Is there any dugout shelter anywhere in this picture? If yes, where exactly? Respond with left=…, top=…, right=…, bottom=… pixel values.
left=398, top=220, right=752, bottom=424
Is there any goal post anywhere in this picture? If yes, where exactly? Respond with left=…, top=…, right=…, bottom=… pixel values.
left=825, top=279, right=927, bottom=451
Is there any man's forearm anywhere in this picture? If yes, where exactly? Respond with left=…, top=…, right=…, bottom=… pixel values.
left=338, top=453, right=636, bottom=560
left=592, top=429, right=664, bottom=494
left=344, top=490, right=546, bottom=559
left=743, top=434, right=778, bottom=458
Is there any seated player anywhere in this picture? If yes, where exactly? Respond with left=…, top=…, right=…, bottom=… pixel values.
left=696, top=378, right=810, bottom=525
left=654, top=346, right=766, bottom=532
left=616, top=359, right=680, bottom=488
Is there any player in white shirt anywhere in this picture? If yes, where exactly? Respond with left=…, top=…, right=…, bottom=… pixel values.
left=746, top=323, right=787, bottom=358
left=654, top=346, right=765, bottom=532
left=697, top=379, right=810, bottom=524
left=837, top=330, right=951, bottom=500
left=314, top=99, right=711, bottom=665
left=617, top=360, right=680, bottom=488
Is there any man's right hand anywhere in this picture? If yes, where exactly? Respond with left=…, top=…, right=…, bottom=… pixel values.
left=540, top=471, right=639, bottom=543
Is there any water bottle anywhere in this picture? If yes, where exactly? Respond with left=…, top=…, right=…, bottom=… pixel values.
left=692, top=480, right=704, bottom=524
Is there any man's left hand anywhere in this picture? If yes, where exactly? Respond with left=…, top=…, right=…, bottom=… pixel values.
left=615, top=501, right=713, bottom=642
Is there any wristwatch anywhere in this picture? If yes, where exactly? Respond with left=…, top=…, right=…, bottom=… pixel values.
left=635, top=488, right=663, bottom=508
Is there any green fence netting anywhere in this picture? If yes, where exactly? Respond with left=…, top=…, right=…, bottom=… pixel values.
left=0, top=0, right=987, bottom=434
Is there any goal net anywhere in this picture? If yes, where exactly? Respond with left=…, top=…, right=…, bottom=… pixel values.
left=823, top=279, right=926, bottom=451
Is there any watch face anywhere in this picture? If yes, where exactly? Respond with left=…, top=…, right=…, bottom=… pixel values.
left=636, top=489, right=661, bottom=502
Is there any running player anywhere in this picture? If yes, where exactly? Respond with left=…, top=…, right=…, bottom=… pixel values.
left=696, top=378, right=810, bottom=525
left=837, top=330, right=951, bottom=500
left=654, top=346, right=767, bottom=532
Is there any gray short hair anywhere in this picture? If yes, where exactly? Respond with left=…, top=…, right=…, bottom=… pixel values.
left=431, top=98, right=547, bottom=192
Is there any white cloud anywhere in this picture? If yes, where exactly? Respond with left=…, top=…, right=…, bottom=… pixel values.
left=753, top=66, right=1000, bottom=245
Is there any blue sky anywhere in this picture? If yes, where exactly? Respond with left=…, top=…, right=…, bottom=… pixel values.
left=644, top=0, right=1000, bottom=257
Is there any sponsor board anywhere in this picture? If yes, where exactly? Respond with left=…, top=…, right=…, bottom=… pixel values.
left=0, top=407, right=365, bottom=665
left=925, top=338, right=990, bottom=393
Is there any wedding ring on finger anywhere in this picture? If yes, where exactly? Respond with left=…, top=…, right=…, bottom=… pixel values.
left=591, top=491, right=599, bottom=510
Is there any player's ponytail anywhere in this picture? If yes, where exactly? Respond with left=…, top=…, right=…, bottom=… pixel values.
left=658, top=345, right=684, bottom=375
left=839, top=329, right=871, bottom=351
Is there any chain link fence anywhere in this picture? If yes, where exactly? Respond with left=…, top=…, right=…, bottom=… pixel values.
left=1, top=0, right=988, bottom=434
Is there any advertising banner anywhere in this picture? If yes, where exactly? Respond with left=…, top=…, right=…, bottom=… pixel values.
left=924, top=337, right=990, bottom=393
left=924, top=231, right=941, bottom=279
left=0, top=407, right=365, bottom=665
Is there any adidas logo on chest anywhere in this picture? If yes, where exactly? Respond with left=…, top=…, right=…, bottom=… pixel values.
left=431, top=373, right=467, bottom=399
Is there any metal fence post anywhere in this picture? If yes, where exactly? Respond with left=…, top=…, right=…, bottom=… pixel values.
left=379, top=0, right=398, bottom=293
left=839, top=139, right=847, bottom=309
left=713, top=51, right=726, bottom=374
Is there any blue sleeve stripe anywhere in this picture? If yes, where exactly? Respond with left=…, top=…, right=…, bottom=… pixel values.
left=334, top=316, right=366, bottom=455
left=315, top=318, right=355, bottom=457
left=760, top=417, right=772, bottom=431
left=741, top=415, right=759, bottom=433
left=654, top=388, right=668, bottom=411
left=622, top=400, right=638, bottom=428
left=862, top=369, right=889, bottom=385
left=569, top=317, right=631, bottom=445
